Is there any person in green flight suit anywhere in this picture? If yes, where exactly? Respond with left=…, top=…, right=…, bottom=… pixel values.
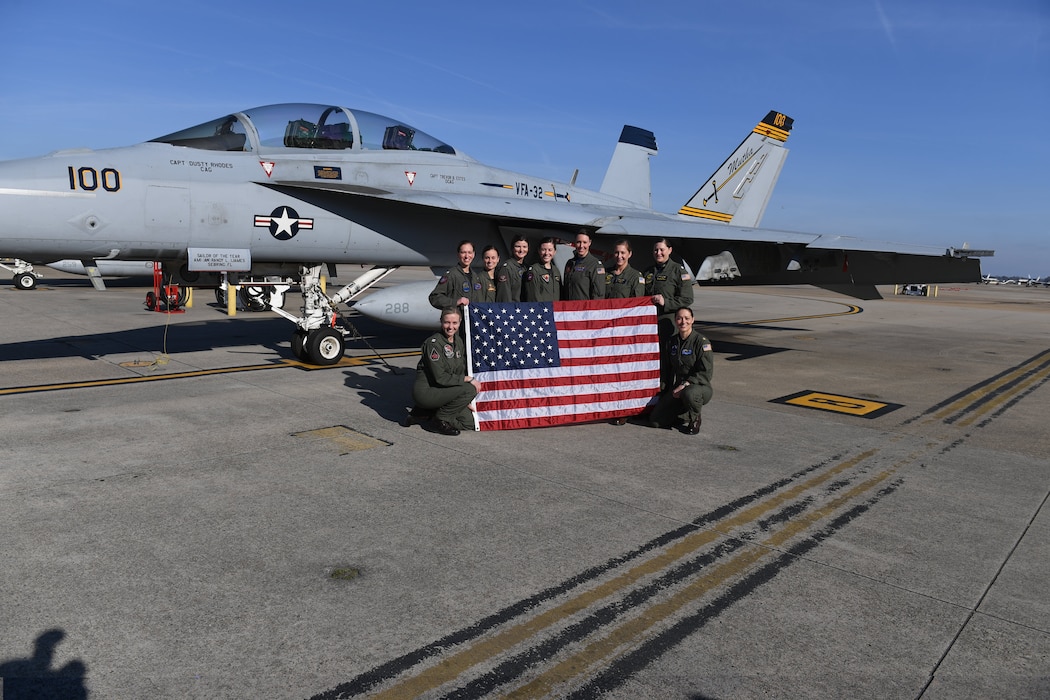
left=428, top=240, right=488, bottom=312
left=644, top=237, right=694, bottom=339
left=403, top=307, right=480, bottom=436
left=648, top=306, right=713, bottom=434
left=495, top=234, right=529, bottom=302
left=562, top=230, right=606, bottom=300
left=479, top=245, right=499, bottom=302
left=604, top=239, right=645, bottom=299
left=522, top=237, right=562, bottom=302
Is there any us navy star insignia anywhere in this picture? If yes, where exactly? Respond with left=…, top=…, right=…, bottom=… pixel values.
left=254, top=206, right=314, bottom=240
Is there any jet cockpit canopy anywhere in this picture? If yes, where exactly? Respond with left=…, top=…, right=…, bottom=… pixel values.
left=150, top=103, right=456, bottom=155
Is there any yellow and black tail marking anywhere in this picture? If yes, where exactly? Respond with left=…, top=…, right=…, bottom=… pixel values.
left=677, top=206, right=732, bottom=222
left=753, top=111, right=793, bottom=142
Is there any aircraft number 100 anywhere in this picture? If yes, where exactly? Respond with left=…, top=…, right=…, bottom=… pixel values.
left=67, top=166, right=122, bottom=192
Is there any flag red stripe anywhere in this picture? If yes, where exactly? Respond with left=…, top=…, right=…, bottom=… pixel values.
left=479, top=408, right=649, bottom=431
left=483, top=369, right=659, bottom=392
left=475, top=387, right=658, bottom=412
left=558, top=333, right=659, bottom=349
left=551, top=297, right=651, bottom=313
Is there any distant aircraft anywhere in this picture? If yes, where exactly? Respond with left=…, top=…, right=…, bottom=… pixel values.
left=0, top=103, right=985, bottom=363
left=982, top=274, right=1000, bottom=284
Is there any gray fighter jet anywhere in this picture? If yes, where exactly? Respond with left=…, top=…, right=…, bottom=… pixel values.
left=0, top=104, right=983, bottom=363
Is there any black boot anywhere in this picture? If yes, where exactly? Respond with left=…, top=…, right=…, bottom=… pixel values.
left=401, top=406, right=434, bottom=427
left=433, top=419, right=461, bottom=436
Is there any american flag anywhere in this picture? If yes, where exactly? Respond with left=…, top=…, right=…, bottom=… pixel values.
left=466, top=297, right=660, bottom=430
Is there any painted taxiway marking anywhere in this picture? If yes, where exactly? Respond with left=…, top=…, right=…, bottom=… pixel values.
left=736, top=301, right=863, bottom=325
left=314, top=353, right=1034, bottom=699
left=313, top=444, right=934, bottom=700
left=913, top=348, right=1050, bottom=428
left=771, top=390, right=903, bottom=418
left=0, top=351, right=421, bottom=396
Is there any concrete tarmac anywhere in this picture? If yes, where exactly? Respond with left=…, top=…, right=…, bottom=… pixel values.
left=1, top=270, right=1048, bottom=699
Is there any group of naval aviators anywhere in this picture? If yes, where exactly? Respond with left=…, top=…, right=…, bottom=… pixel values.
left=403, top=231, right=714, bottom=436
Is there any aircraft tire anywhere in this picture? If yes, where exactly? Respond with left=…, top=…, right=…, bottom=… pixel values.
left=291, top=330, right=309, bottom=361
left=214, top=287, right=227, bottom=306
left=306, top=328, right=344, bottom=366
left=15, top=272, right=37, bottom=290
left=239, top=284, right=270, bottom=312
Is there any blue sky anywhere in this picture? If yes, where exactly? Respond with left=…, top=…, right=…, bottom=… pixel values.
left=1, top=0, right=1046, bottom=275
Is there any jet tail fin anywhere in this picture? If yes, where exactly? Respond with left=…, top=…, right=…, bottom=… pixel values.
left=599, top=125, right=658, bottom=208
left=679, top=111, right=793, bottom=227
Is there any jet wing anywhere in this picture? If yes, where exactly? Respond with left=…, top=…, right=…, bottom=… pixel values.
left=598, top=216, right=957, bottom=256
left=268, top=179, right=957, bottom=257
left=264, top=179, right=981, bottom=291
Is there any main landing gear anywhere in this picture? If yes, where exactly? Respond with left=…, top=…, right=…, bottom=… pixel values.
left=270, top=264, right=398, bottom=367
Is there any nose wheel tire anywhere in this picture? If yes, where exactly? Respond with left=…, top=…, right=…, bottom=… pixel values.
left=15, top=272, right=37, bottom=290
left=291, top=330, right=309, bottom=361
left=305, top=328, right=345, bottom=366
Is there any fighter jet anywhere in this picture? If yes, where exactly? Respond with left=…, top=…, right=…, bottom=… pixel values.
left=0, top=103, right=984, bottom=363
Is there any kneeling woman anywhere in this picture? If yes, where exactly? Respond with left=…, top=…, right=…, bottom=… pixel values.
left=409, top=307, right=481, bottom=436
left=649, top=307, right=714, bottom=434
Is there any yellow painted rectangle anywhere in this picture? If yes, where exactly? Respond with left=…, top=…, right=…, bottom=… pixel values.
left=772, top=391, right=902, bottom=418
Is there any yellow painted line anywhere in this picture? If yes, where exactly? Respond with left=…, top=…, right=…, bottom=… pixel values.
left=736, top=304, right=864, bottom=325
left=0, top=350, right=421, bottom=396
left=505, top=452, right=906, bottom=698
left=925, top=350, right=1050, bottom=424
left=368, top=449, right=878, bottom=699
left=954, top=361, right=1050, bottom=428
